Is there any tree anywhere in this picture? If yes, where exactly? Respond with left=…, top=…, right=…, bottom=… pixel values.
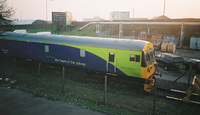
left=0, top=0, right=14, bottom=25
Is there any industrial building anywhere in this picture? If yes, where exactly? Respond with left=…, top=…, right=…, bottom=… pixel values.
left=110, top=11, right=130, bottom=21
left=52, top=11, right=72, bottom=26
left=83, top=16, right=105, bottom=22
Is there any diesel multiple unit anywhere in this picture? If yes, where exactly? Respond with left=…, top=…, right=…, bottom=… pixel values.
left=0, top=32, right=157, bottom=89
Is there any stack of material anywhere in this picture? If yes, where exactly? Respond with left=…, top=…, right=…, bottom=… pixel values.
left=138, top=34, right=150, bottom=40
left=153, top=43, right=161, bottom=50
left=161, top=43, right=168, bottom=52
left=138, top=34, right=163, bottom=43
left=163, top=36, right=180, bottom=46
left=151, top=35, right=163, bottom=43
left=190, top=37, right=200, bottom=50
left=161, top=43, right=176, bottom=53
left=168, top=43, right=176, bottom=53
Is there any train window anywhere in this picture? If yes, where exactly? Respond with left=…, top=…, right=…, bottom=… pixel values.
left=130, top=54, right=135, bottom=62
left=136, top=55, right=140, bottom=62
left=109, top=53, right=115, bottom=62
left=80, top=49, right=85, bottom=57
left=146, top=54, right=150, bottom=61
left=45, top=45, right=49, bottom=53
left=150, top=52, right=155, bottom=62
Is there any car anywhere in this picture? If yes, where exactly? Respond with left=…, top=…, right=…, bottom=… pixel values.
left=156, top=53, right=184, bottom=71
left=185, top=59, right=200, bottom=74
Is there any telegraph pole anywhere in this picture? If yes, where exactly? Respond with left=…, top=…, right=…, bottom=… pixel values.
left=46, top=0, right=53, bottom=22
left=163, top=0, right=166, bottom=15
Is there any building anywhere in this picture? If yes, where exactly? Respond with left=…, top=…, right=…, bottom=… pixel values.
left=66, top=11, right=72, bottom=25
left=110, top=11, right=130, bottom=21
left=150, top=15, right=170, bottom=20
left=129, top=18, right=148, bottom=21
left=52, top=11, right=72, bottom=26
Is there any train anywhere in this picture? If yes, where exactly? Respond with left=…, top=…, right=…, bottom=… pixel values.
left=0, top=31, right=158, bottom=91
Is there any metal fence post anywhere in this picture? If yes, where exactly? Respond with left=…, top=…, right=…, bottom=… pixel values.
left=12, top=58, right=16, bottom=79
left=153, top=78, right=157, bottom=115
left=36, top=62, right=41, bottom=86
left=104, top=75, right=107, bottom=104
left=61, top=66, right=65, bottom=93
left=188, top=63, right=192, bottom=86
left=119, top=23, right=123, bottom=38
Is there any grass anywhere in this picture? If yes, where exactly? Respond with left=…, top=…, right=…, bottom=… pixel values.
left=1, top=56, right=200, bottom=115
left=61, top=26, right=97, bottom=37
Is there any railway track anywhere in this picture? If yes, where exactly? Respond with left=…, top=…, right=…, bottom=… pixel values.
left=154, top=87, right=200, bottom=105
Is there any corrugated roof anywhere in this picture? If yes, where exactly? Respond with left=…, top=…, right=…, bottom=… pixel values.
left=1, top=32, right=149, bottom=51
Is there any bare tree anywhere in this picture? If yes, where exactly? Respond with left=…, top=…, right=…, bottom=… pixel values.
left=0, top=0, right=14, bottom=25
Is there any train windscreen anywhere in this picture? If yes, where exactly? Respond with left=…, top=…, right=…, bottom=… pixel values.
left=142, top=50, right=155, bottom=67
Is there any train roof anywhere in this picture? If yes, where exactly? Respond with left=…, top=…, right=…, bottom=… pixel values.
left=1, top=32, right=150, bottom=51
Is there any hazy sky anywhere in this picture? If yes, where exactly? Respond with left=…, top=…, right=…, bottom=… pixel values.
left=7, top=0, right=200, bottom=21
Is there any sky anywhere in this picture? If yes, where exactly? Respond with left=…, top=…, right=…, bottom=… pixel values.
left=7, top=0, right=200, bottom=21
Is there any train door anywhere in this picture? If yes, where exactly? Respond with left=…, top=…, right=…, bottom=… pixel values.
left=107, top=49, right=116, bottom=73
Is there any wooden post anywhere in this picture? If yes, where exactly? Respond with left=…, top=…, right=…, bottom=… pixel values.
left=13, top=58, right=16, bottom=67
left=104, top=75, right=107, bottom=104
left=61, top=66, right=65, bottom=94
left=36, top=62, right=41, bottom=86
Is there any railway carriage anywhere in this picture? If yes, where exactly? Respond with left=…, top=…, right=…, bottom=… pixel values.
left=0, top=32, right=157, bottom=90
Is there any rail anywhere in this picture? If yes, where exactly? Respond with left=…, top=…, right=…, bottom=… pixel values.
left=154, top=76, right=200, bottom=105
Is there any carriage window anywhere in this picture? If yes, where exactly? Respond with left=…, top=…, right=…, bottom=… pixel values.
left=136, top=55, right=140, bottom=62
left=45, top=45, right=49, bottom=53
left=130, top=54, right=135, bottom=62
left=109, top=53, right=115, bottom=62
left=80, top=49, right=85, bottom=57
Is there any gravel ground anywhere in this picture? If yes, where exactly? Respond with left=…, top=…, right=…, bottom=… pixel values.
left=155, top=49, right=200, bottom=89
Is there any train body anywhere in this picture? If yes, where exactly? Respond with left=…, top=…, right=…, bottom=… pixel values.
left=0, top=32, right=156, bottom=84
